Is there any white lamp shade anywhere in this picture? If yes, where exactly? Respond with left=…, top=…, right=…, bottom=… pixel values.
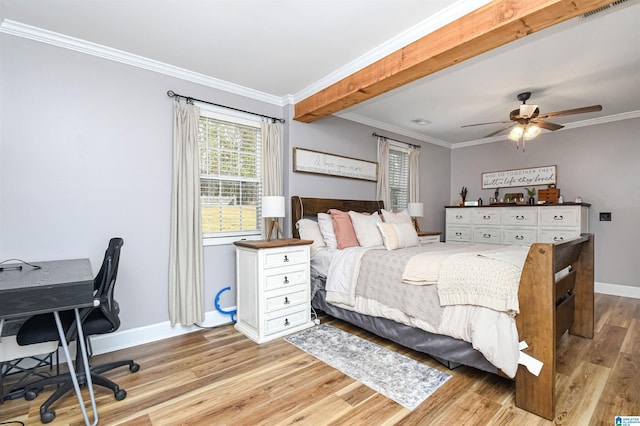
left=407, top=202, right=424, bottom=218
left=262, top=196, right=285, bottom=218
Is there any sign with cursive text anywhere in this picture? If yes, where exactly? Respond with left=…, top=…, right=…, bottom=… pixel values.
left=293, top=147, right=378, bottom=182
left=481, top=165, right=557, bottom=189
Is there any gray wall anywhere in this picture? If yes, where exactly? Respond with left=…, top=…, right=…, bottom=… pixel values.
left=451, top=118, right=640, bottom=287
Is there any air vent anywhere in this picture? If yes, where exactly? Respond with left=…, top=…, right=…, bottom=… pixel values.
left=582, top=0, right=629, bottom=18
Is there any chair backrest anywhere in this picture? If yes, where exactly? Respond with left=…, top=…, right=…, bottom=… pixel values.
left=90, top=237, right=124, bottom=333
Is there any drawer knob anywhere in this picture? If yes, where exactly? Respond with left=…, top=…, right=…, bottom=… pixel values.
left=284, top=318, right=290, bottom=326
left=483, top=233, right=491, bottom=238
left=554, top=215, right=564, bottom=221
left=284, top=297, right=290, bottom=305
left=516, top=235, right=524, bottom=240
left=554, top=236, right=564, bottom=242
left=455, top=214, right=463, bottom=219
left=516, top=215, right=524, bottom=220
left=283, top=276, right=289, bottom=284
left=483, top=215, right=491, bottom=220
left=283, top=255, right=289, bottom=262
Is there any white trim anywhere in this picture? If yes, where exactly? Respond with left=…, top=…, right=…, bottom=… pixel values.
left=595, top=281, right=640, bottom=300
left=0, top=19, right=286, bottom=107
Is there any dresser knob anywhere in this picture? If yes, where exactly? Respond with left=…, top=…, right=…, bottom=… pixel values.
left=554, top=236, right=564, bottom=241
left=284, top=297, right=290, bottom=305
left=554, top=215, right=564, bottom=221
left=283, top=255, right=289, bottom=262
left=283, top=276, right=289, bottom=284
left=284, top=318, right=290, bottom=326
left=516, top=235, right=524, bottom=240
left=516, top=215, right=524, bottom=220
left=483, top=233, right=491, bottom=238
left=483, top=215, right=490, bottom=220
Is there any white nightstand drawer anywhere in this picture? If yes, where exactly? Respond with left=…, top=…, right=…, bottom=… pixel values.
left=447, top=226, right=471, bottom=242
left=473, top=208, right=502, bottom=225
left=265, top=306, right=308, bottom=336
left=503, top=228, right=538, bottom=245
left=473, top=227, right=502, bottom=244
left=265, top=286, right=307, bottom=313
left=265, top=266, right=308, bottom=291
left=446, top=209, right=472, bottom=224
left=539, top=229, right=581, bottom=244
left=503, top=208, right=538, bottom=226
left=419, top=235, right=440, bottom=244
left=539, top=207, right=579, bottom=227
left=264, top=248, right=308, bottom=268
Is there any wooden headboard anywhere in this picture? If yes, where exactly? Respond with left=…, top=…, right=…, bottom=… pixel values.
left=291, top=196, right=384, bottom=238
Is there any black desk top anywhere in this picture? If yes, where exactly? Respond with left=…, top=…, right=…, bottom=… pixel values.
left=0, top=259, right=94, bottom=320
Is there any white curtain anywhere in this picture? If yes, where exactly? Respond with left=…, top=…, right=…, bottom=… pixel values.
left=169, top=100, right=204, bottom=326
left=408, top=146, right=420, bottom=203
left=261, top=120, right=283, bottom=239
left=376, top=136, right=390, bottom=208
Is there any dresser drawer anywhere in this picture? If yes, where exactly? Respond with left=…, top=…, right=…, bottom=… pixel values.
left=265, top=286, right=307, bottom=313
left=264, top=266, right=308, bottom=291
left=447, top=226, right=471, bottom=242
left=539, top=229, right=581, bottom=244
left=264, top=247, right=308, bottom=268
left=472, top=208, right=502, bottom=225
left=446, top=209, right=472, bottom=224
left=265, top=306, right=308, bottom=336
left=473, top=227, right=502, bottom=244
left=539, top=207, right=580, bottom=227
left=503, top=228, right=538, bottom=245
left=503, top=207, right=538, bottom=226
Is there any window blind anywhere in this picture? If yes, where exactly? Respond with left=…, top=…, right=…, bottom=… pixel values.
left=388, top=147, right=409, bottom=211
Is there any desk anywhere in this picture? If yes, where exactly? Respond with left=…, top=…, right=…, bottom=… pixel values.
left=0, top=259, right=98, bottom=425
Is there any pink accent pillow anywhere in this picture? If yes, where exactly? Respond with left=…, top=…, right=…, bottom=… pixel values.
left=328, top=209, right=360, bottom=249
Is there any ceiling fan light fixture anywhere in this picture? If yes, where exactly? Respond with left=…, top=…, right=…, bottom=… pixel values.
left=524, top=124, right=541, bottom=140
left=519, top=104, right=538, bottom=118
left=508, top=125, right=524, bottom=141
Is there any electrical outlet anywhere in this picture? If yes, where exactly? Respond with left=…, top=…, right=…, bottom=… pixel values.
left=599, top=212, right=612, bottom=221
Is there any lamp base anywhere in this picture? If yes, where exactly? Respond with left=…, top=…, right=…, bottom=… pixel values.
left=412, top=217, right=421, bottom=233
left=267, top=219, right=284, bottom=241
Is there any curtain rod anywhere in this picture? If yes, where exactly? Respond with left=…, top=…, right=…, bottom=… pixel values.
left=167, top=90, right=285, bottom=123
left=372, top=132, right=420, bottom=149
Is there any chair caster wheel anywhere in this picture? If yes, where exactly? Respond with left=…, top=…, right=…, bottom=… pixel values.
left=115, top=388, right=127, bottom=401
left=41, top=409, right=56, bottom=423
left=130, top=362, right=140, bottom=373
left=24, top=390, right=39, bottom=401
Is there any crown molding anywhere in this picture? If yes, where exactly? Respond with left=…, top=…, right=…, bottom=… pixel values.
left=337, top=112, right=452, bottom=148
left=291, top=0, right=492, bottom=103
left=0, top=19, right=288, bottom=107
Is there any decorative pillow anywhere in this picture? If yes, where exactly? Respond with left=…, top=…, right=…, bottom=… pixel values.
left=376, top=222, right=420, bottom=250
left=381, top=208, right=412, bottom=225
left=348, top=211, right=383, bottom=247
left=328, top=209, right=360, bottom=249
left=296, top=218, right=326, bottom=256
left=317, top=213, right=338, bottom=251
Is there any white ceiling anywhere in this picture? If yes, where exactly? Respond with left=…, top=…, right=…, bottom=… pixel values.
left=1, top=0, right=639, bottom=147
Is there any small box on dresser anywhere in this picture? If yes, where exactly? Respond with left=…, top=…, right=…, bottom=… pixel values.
left=233, top=238, right=315, bottom=343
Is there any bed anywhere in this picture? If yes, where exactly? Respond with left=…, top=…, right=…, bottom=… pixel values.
left=291, top=196, right=594, bottom=420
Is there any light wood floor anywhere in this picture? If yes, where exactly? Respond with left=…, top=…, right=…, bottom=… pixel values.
left=1, top=293, right=638, bottom=425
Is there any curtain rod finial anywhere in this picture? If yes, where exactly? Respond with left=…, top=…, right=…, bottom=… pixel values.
left=167, top=90, right=176, bottom=97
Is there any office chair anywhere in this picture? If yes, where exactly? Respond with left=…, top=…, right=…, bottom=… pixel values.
left=16, top=237, right=140, bottom=423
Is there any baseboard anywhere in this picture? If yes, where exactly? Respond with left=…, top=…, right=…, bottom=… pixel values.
left=91, top=281, right=640, bottom=356
left=90, top=306, right=236, bottom=356
left=595, top=281, right=640, bottom=299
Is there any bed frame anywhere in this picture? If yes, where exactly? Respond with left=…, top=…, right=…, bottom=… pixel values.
left=291, top=196, right=594, bottom=420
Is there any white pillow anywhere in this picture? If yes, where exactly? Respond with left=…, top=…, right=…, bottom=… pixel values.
left=381, top=208, right=412, bottom=225
left=348, top=211, right=383, bottom=247
left=296, top=218, right=326, bottom=256
left=376, top=222, right=420, bottom=250
left=317, top=213, right=338, bottom=251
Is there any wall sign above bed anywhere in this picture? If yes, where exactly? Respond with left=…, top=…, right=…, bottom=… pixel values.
left=293, top=147, right=378, bottom=182
left=481, top=165, right=557, bottom=189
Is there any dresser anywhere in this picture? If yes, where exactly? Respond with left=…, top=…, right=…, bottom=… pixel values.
left=445, top=203, right=590, bottom=245
left=233, top=238, right=315, bottom=343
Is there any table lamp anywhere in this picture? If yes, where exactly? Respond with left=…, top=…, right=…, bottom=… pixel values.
left=262, top=196, right=285, bottom=241
left=407, top=202, right=424, bottom=232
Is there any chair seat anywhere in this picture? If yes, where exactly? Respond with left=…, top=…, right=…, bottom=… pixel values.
left=17, top=310, right=114, bottom=346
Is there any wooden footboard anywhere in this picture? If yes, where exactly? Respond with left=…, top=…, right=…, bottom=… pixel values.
left=515, top=233, right=594, bottom=420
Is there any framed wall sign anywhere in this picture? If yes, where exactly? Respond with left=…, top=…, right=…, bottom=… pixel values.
left=481, top=165, right=557, bottom=189
left=293, top=147, right=378, bottom=182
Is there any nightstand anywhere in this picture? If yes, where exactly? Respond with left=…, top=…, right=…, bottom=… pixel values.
left=233, top=238, right=315, bottom=343
left=417, top=231, right=441, bottom=244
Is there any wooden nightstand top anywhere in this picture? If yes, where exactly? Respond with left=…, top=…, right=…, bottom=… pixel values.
left=233, top=238, right=313, bottom=249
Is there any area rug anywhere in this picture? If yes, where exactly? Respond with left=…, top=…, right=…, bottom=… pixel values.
left=285, top=324, right=451, bottom=410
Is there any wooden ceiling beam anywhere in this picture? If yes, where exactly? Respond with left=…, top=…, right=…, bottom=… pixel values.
left=293, top=0, right=615, bottom=123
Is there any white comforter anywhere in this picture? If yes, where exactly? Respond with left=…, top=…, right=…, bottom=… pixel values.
left=325, top=243, right=530, bottom=378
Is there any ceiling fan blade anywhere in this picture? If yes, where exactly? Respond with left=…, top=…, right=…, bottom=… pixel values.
left=485, top=123, right=516, bottom=138
left=537, top=105, right=602, bottom=119
left=461, top=120, right=512, bottom=128
left=531, top=120, right=564, bottom=131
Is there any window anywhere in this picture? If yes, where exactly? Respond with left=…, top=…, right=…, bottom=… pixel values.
left=387, top=142, right=409, bottom=211
left=198, top=108, right=262, bottom=244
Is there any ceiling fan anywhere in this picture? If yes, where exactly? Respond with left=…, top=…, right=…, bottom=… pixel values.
left=462, top=92, right=603, bottom=146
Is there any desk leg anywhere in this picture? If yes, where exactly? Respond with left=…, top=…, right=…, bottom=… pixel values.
left=54, top=309, right=98, bottom=426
